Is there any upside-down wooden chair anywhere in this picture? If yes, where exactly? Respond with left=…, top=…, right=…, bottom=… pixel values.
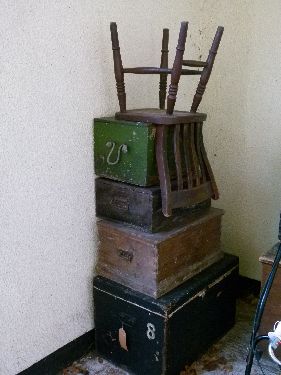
left=110, top=21, right=224, bottom=217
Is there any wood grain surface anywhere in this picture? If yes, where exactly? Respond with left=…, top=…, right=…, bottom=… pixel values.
left=96, top=208, right=224, bottom=298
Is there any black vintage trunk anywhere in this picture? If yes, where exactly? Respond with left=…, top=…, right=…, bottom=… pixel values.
left=95, top=177, right=210, bottom=233
left=94, top=253, right=239, bottom=375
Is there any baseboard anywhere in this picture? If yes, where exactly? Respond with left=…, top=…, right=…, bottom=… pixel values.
left=17, top=329, right=95, bottom=375
left=238, top=275, right=261, bottom=297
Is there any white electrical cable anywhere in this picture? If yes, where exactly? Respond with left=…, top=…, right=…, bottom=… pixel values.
left=268, top=343, right=281, bottom=366
left=268, top=321, right=281, bottom=366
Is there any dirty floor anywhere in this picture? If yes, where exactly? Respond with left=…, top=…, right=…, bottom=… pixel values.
left=61, top=296, right=281, bottom=375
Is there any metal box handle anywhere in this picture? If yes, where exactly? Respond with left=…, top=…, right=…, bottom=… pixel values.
left=117, top=248, right=134, bottom=262
left=106, top=141, right=128, bottom=165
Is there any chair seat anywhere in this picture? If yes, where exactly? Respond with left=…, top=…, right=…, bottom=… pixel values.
left=115, top=108, right=207, bottom=125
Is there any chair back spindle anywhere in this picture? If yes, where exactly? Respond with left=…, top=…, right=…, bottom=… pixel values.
left=173, top=124, right=183, bottom=190
left=183, top=125, right=193, bottom=189
left=156, top=125, right=172, bottom=217
left=198, top=122, right=219, bottom=200
left=189, top=123, right=201, bottom=187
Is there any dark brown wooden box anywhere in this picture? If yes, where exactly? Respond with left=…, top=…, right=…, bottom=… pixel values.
left=95, top=177, right=211, bottom=233
left=96, top=208, right=223, bottom=298
left=94, top=254, right=239, bottom=375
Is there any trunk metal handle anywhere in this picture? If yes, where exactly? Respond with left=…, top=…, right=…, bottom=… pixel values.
left=106, top=141, right=128, bottom=165
left=117, top=248, right=134, bottom=262
left=110, top=197, right=129, bottom=211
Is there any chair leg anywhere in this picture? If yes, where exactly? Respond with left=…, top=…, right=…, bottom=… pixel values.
left=110, top=22, right=126, bottom=112
left=191, top=26, right=224, bottom=113
left=166, top=21, right=188, bottom=115
left=159, top=28, right=169, bottom=109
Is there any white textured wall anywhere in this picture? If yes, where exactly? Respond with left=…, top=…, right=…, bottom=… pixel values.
left=1, top=1, right=281, bottom=374
left=195, top=0, right=281, bottom=280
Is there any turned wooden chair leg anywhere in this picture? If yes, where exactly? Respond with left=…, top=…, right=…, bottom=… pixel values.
left=190, top=26, right=224, bottom=113
left=159, top=28, right=169, bottom=110
left=166, top=21, right=188, bottom=115
left=110, top=22, right=126, bottom=112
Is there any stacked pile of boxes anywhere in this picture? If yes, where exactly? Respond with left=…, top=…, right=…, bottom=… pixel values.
left=92, top=21, right=239, bottom=375
left=93, top=117, right=238, bottom=375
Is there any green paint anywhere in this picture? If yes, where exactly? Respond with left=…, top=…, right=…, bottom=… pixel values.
left=93, top=117, right=176, bottom=187
left=94, top=117, right=156, bottom=186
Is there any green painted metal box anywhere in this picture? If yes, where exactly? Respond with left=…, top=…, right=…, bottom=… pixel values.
left=94, top=117, right=175, bottom=186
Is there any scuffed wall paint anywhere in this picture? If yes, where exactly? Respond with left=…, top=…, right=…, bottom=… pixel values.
left=1, top=1, right=281, bottom=374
